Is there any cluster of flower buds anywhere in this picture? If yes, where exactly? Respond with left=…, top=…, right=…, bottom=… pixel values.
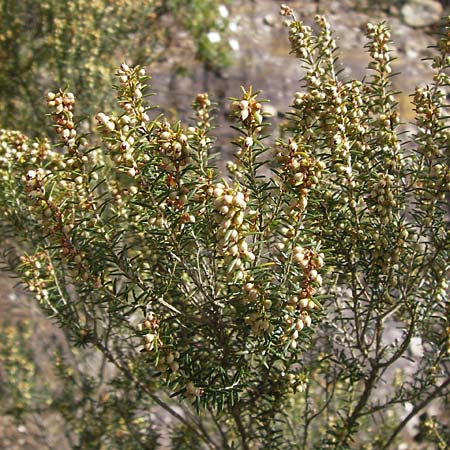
left=332, top=133, right=354, bottom=190
left=0, top=131, right=53, bottom=171
left=283, top=306, right=313, bottom=350
left=279, top=3, right=293, bottom=17
left=153, top=121, right=190, bottom=168
left=277, top=138, right=325, bottom=219
left=291, top=85, right=356, bottom=195
left=24, top=168, right=46, bottom=201
left=243, top=281, right=260, bottom=305
left=148, top=212, right=168, bottom=229
left=293, top=91, right=309, bottom=107
left=287, top=292, right=318, bottom=314
left=274, top=224, right=295, bottom=254
left=155, top=350, right=180, bottom=377
left=165, top=182, right=191, bottom=211
left=193, top=92, right=212, bottom=129
left=284, top=290, right=318, bottom=349
left=112, top=179, right=138, bottom=200
left=137, top=314, right=160, bottom=352
left=366, top=23, right=392, bottom=74
left=211, top=182, right=254, bottom=278
left=286, top=372, right=307, bottom=393
left=244, top=312, right=273, bottom=336
left=383, top=224, right=410, bottom=267
left=413, top=87, right=446, bottom=160
left=316, top=81, right=355, bottom=185
left=412, top=82, right=450, bottom=220
left=286, top=18, right=313, bottom=60
left=235, top=135, right=256, bottom=163
left=95, top=64, right=150, bottom=179
left=47, top=91, right=77, bottom=147
left=436, top=278, right=449, bottom=304
left=368, top=173, right=395, bottom=224
left=277, top=245, right=324, bottom=348
left=117, top=63, right=150, bottom=124
left=292, top=246, right=324, bottom=287
left=314, top=15, right=335, bottom=58
left=0, top=131, right=23, bottom=176
left=429, top=164, right=450, bottom=198
left=285, top=196, right=307, bottom=222
left=60, top=241, right=92, bottom=282
left=231, top=96, right=263, bottom=129
left=242, top=280, right=275, bottom=335
left=225, top=160, right=243, bottom=179
left=97, top=111, right=139, bottom=177
left=19, top=253, right=51, bottom=303
left=414, top=85, right=442, bottom=116
left=345, top=82, right=368, bottom=138
left=24, top=169, right=80, bottom=248
left=96, top=112, right=116, bottom=133
left=376, top=110, right=400, bottom=132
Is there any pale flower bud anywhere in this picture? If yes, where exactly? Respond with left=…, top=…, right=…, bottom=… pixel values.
left=244, top=136, right=253, bottom=147
left=304, top=315, right=312, bottom=327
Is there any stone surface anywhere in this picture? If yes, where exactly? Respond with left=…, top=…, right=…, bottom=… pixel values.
left=401, top=0, right=443, bottom=27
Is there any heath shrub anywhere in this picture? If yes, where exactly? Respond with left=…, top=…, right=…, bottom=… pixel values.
left=0, top=6, right=449, bottom=450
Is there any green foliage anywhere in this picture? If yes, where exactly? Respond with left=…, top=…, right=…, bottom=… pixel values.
left=0, top=5, right=449, bottom=449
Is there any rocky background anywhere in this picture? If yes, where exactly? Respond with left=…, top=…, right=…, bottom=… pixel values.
left=150, top=0, right=448, bottom=144
left=1, top=1, right=449, bottom=448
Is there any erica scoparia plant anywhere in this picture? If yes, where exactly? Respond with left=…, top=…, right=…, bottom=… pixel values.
left=0, top=5, right=449, bottom=449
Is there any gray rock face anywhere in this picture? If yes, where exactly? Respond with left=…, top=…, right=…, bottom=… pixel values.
left=401, top=0, right=443, bottom=27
